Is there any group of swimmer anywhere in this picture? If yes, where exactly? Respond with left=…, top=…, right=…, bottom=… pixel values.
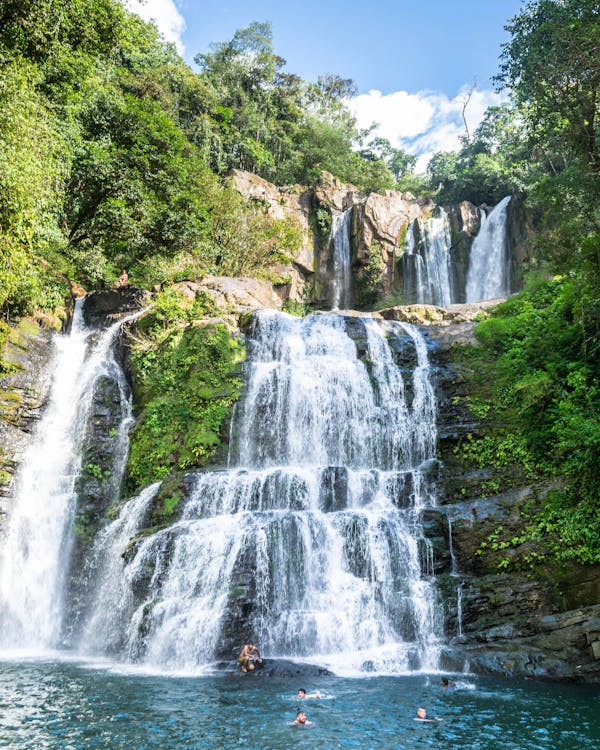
left=238, top=640, right=456, bottom=727
left=292, top=688, right=322, bottom=725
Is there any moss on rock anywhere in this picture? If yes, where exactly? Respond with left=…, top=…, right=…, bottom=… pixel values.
left=126, top=289, right=245, bottom=492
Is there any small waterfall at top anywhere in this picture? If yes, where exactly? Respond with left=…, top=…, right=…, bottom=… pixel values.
left=403, top=208, right=454, bottom=306
left=80, top=311, right=445, bottom=675
left=465, top=195, right=512, bottom=302
left=330, top=208, right=353, bottom=309
left=0, top=300, right=138, bottom=652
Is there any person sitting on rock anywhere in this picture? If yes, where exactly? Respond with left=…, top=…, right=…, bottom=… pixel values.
left=238, top=640, right=262, bottom=672
left=118, top=270, right=128, bottom=287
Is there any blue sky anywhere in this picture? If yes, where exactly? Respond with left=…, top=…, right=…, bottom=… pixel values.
left=125, top=0, right=525, bottom=171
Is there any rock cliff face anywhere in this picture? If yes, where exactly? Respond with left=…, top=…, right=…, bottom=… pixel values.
left=227, top=170, right=315, bottom=303
left=229, top=169, right=531, bottom=308
left=423, top=315, right=600, bottom=683
left=0, top=318, right=58, bottom=516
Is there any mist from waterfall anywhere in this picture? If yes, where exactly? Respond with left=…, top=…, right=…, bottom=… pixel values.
left=80, top=311, right=445, bottom=675
left=330, top=208, right=353, bottom=310
left=465, top=196, right=512, bottom=302
left=0, top=301, right=137, bottom=652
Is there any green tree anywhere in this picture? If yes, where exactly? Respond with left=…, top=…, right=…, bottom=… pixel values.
left=427, top=104, right=535, bottom=205
left=498, top=0, right=600, bottom=173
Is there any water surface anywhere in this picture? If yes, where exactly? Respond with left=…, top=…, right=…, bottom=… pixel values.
left=0, top=659, right=597, bottom=749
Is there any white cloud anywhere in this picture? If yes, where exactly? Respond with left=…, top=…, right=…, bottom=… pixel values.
left=124, top=0, right=186, bottom=53
left=348, top=86, right=507, bottom=172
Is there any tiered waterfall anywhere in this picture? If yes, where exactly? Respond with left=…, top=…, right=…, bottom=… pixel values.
left=78, top=311, right=445, bottom=674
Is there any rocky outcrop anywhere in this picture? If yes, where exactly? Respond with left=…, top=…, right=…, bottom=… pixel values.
left=353, top=190, right=435, bottom=299
left=0, top=318, right=58, bottom=515
left=174, top=276, right=283, bottom=318
left=227, top=170, right=315, bottom=302
left=230, top=169, right=531, bottom=309
left=426, top=314, right=600, bottom=684
left=379, top=298, right=505, bottom=326
left=83, top=287, right=151, bottom=327
left=445, top=201, right=483, bottom=297
left=507, top=192, right=533, bottom=290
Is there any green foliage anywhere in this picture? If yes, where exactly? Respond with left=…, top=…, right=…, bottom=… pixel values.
left=427, top=104, right=537, bottom=205
left=455, top=433, right=537, bottom=495
left=84, top=462, right=105, bottom=480
left=193, top=22, right=395, bottom=190
left=126, top=290, right=245, bottom=490
left=314, top=206, right=332, bottom=246
left=0, top=322, right=12, bottom=375
left=355, top=243, right=384, bottom=308
left=457, top=277, right=600, bottom=565
left=498, top=0, right=600, bottom=173
left=147, top=475, right=186, bottom=528
left=282, top=299, right=312, bottom=317
left=0, top=3, right=402, bottom=321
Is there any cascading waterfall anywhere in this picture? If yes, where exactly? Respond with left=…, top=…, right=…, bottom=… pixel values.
left=403, top=208, right=454, bottom=306
left=77, top=483, right=161, bottom=657
left=0, top=300, right=137, bottom=651
left=80, top=311, right=445, bottom=675
left=465, top=195, right=512, bottom=302
left=330, top=208, right=354, bottom=309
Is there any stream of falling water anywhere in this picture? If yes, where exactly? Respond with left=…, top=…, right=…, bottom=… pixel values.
left=465, top=196, right=512, bottom=302
left=0, top=301, right=137, bottom=651
left=330, top=208, right=354, bottom=310
left=79, top=311, right=445, bottom=675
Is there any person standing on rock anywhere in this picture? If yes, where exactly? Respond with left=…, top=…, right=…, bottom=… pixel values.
left=238, top=640, right=262, bottom=672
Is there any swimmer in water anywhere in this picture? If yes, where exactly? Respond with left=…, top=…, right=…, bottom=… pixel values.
left=440, top=677, right=456, bottom=689
left=414, top=707, right=442, bottom=722
left=297, top=688, right=322, bottom=700
left=292, top=710, right=313, bottom=726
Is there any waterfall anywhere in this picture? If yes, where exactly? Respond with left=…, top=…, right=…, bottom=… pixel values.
left=0, top=300, right=138, bottom=651
left=76, top=484, right=160, bottom=656
left=456, top=583, right=464, bottom=638
left=403, top=209, right=454, bottom=306
left=330, top=208, right=353, bottom=310
left=84, top=311, right=445, bottom=675
left=465, top=196, right=512, bottom=302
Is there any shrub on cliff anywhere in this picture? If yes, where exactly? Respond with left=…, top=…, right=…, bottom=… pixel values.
left=469, top=276, right=600, bottom=565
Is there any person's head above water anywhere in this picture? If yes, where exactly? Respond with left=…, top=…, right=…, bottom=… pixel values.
left=297, top=689, right=306, bottom=699
left=295, top=711, right=308, bottom=724
left=416, top=707, right=427, bottom=719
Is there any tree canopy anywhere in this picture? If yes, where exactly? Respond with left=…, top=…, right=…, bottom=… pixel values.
left=0, top=7, right=403, bottom=314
